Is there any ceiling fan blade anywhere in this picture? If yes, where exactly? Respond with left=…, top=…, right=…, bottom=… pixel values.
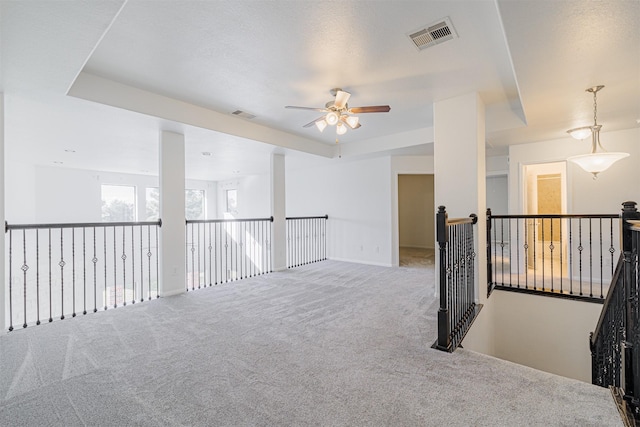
left=334, top=90, right=351, bottom=109
left=303, top=116, right=326, bottom=128
left=348, top=105, right=391, bottom=114
left=285, top=106, right=328, bottom=112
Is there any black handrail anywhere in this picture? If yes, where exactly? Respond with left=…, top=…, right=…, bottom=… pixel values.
left=286, top=215, right=329, bottom=220
left=186, top=216, right=273, bottom=224
left=6, top=219, right=162, bottom=231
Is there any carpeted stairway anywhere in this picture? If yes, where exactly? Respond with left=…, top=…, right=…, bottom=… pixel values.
left=0, top=260, right=621, bottom=426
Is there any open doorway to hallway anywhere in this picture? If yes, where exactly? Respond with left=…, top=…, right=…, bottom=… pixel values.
left=398, top=174, right=435, bottom=268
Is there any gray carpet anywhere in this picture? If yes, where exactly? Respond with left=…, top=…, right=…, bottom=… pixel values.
left=0, top=260, right=621, bottom=426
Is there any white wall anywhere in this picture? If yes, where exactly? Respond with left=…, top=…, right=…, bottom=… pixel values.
left=491, top=291, right=601, bottom=382
left=509, top=128, right=640, bottom=214
left=7, top=165, right=217, bottom=224
left=287, top=156, right=393, bottom=266
left=217, top=174, right=270, bottom=219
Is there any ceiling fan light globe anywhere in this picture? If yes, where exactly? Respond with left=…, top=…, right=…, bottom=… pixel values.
left=315, top=119, right=328, bottom=132
left=336, top=123, right=347, bottom=135
left=346, top=116, right=359, bottom=128
left=325, top=111, right=339, bottom=126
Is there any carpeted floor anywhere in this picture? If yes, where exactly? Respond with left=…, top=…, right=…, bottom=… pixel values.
left=0, top=260, right=621, bottom=426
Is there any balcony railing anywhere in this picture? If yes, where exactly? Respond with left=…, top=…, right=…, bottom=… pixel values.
left=5, top=220, right=161, bottom=331
left=487, top=210, right=619, bottom=302
left=286, top=215, right=328, bottom=268
left=185, top=217, right=273, bottom=290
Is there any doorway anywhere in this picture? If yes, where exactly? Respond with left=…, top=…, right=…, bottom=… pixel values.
left=398, top=174, right=435, bottom=267
left=523, top=162, right=567, bottom=274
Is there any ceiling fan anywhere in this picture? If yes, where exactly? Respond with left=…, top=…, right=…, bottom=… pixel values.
left=285, top=88, right=390, bottom=136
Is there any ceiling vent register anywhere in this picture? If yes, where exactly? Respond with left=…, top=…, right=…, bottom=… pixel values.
left=408, top=17, right=458, bottom=51
left=231, top=110, right=256, bottom=120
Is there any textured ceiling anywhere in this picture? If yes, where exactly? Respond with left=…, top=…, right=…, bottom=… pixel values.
left=1, top=0, right=638, bottom=181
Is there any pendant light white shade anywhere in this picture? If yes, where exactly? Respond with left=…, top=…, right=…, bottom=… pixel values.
left=567, top=126, right=592, bottom=140
left=336, top=123, right=347, bottom=135
left=567, top=151, right=630, bottom=178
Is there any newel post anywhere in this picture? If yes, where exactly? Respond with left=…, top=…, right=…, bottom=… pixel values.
left=436, top=205, right=450, bottom=351
left=486, top=208, right=493, bottom=298
left=621, top=201, right=640, bottom=401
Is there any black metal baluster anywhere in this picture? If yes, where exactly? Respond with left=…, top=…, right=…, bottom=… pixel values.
left=49, top=229, right=53, bottom=322
left=208, top=223, right=213, bottom=286
left=269, top=219, right=273, bottom=272
left=225, top=222, right=229, bottom=282
left=36, top=230, right=41, bottom=324
left=197, top=222, right=202, bottom=288
left=508, top=217, right=512, bottom=286
left=589, top=218, right=593, bottom=298
left=599, top=218, right=603, bottom=299
left=93, top=227, right=98, bottom=312
left=60, top=229, right=65, bottom=319
left=131, top=225, right=135, bottom=304
left=122, top=226, right=126, bottom=306
left=559, top=219, right=563, bottom=294
left=214, top=222, right=219, bottom=284
left=147, top=225, right=152, bottom=300
left=103, top=227, right=107, bottom=310
left=185, top=224, right=189, bottom=291
left=533, top=218, right=537, bottom=291
left=500, top=218, right=504, bottom=287
left=569, top=219, right=573, bottom=295
left=22, top=230, right=28, bottom=328
left=610, top=218, right=615, bottom=277
left=579, top=219, right=583, bottom=296
left=524, top=219, right=529, bottom=289
left=72, top=228, right=76, bottom=316
left=541, top=218, right=545, bottom=292
left=83, top=228, right=87, bottom=315
left=516, top=218, right=520, bottom=288
left=191, top=223, right=196, bottom=290
left=113, top=226, right=117, bottom=308
left=8, top=230, right=13, bottom=331
left=550, top=218, right=554, bottom=292
left=155, top=225, right=160, bottom=297
left=140, top=225, right=144, bottom=302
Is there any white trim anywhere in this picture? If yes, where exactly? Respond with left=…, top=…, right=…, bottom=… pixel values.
left=327, top=257, right=394, bottom=268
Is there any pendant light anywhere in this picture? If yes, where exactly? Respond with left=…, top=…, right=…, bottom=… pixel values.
left=566, top=85, right=629, bottom=179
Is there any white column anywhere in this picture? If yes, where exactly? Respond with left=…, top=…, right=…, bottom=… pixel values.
left=159, top=131, right=186, bottom=296
left=434, top=92, right=490, bottom=352
left=0, top=94, right=5, bottom=332
left=271, top=153, right=286, bottom=271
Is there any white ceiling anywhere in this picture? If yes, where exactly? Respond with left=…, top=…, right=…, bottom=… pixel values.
left=1, top=0, right=638, bottom=181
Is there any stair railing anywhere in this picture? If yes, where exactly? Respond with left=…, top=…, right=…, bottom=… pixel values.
left=434, top=206, right=482, bottom=352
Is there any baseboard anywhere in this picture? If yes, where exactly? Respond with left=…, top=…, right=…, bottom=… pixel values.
left=160, top=288, right=186, bottom=298
left=400, top=245, right=435, bottom=250
left=327, top=257, right=393, bottom=268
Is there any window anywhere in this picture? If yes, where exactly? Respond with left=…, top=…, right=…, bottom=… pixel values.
left=145, top=187, right=206, bottom=220
left=146, top=187, right=159, bottom=220
left=185, top=189, right=205, bottom=220
left=101, top=185, right=136, bottom=222
left=226, top=189, right=237, bottom=213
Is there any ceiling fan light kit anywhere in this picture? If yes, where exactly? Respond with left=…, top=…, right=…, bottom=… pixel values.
left=285, top=88, right=390, bottom=138
left=566, top=85, right=629, bottom=179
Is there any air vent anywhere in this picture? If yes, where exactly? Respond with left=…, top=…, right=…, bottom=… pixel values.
left=408, top=17, right=457, bottom=51
left=231, top=110, right=256, bottom=120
